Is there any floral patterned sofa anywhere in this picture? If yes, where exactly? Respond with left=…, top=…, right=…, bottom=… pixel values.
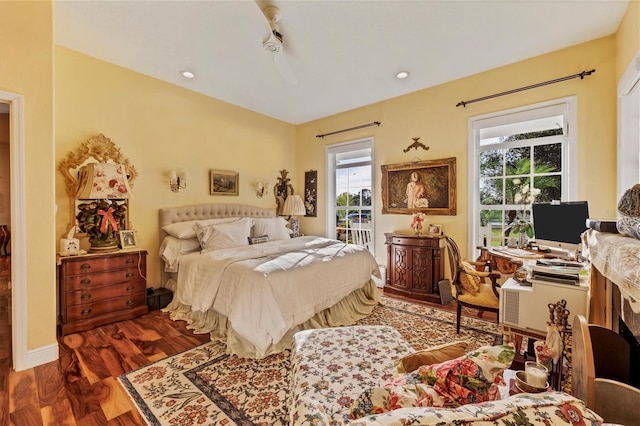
left=289, top=325, right=603, bottom=425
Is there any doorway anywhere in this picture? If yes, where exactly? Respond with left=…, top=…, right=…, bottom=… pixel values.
left=0, top=101, right=11, bottom=372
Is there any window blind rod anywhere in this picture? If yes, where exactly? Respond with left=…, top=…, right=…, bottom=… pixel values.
left=316, top=121, right=381, bottom=138
left=456, top=69, right=595, bottom=108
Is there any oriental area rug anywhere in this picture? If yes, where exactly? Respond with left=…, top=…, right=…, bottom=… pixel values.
left=118, top=296, right=502, bottom=426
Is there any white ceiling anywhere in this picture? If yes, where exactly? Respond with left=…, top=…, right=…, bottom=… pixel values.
left=54, top=0, right=629, bottom=125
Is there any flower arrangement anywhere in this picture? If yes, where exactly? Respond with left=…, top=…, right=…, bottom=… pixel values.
left=411, top=212, right=426, bottom=235
left=507, top=179, right=541, bottom=246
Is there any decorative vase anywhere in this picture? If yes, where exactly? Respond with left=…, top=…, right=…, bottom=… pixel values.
left=413, top=224, right=422, bottom=236
left=517, top=229, right=529, bottom=249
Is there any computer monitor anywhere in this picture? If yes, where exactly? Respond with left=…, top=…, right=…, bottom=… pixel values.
left=531, top=201, right=590, bottom=258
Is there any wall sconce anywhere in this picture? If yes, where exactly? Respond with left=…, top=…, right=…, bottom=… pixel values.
left=256, top=181, right=271, bottom=198
left=169, top=170, right=187, bottom=192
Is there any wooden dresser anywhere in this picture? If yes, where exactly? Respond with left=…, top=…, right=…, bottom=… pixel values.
left=58, top=249, right=148, bottom=335
left=384, top=233, right=445, bottom=303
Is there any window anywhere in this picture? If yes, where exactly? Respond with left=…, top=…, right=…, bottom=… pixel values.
left=468, top=98, right=577, bottom=255
left=326, top=138, right=374, bottom=252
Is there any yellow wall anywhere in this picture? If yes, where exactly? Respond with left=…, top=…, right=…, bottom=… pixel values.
left=55, top=47, right=297, bottom=287
left=0, top=0, right=636, bottom=364
left=297, top=36, right=618, bottom=262
left=0, top=1, right=56, bottom=350
left=616, top=0, right=639, bottom=80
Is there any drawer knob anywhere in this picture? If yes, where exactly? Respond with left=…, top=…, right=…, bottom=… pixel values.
left=126, top=272, right=134, bottom=278
left=80, top=279, right=91, bottom=286
left=125, top=258, right=135, bottom=264
left=81, top=308, right=92, bottom=316
left=126, top=285, right=135, bottom=292
left=80, top=294, right=91, bottom=301
left=126, top=299, right=135, bottom=306
left=80, top=263, right=91, bottom=270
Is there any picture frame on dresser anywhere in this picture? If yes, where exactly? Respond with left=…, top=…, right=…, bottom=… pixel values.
left=381, top=157, right=456, bottom=215
left=119, top=229, right=137, bottom=249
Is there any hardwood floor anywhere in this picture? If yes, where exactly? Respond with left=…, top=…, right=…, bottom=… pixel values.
left=1, top=282, right=496, bottom=426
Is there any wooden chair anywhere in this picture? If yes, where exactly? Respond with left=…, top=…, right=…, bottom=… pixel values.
left=572, top=315, right=633, bottom=411
left=350, top=228, right=372, bottom=251
left=445, top=237, right=501, bottom=334
left=593, top=378, right=640, bottom=425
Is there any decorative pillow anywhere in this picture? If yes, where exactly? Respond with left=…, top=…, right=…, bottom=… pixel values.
left=395, top=340, right=469, bottom=373
left=162, top=217, right=239, bottom=239
left=248, top=235, right=269, bottom=245
left=350, top=344, right=515, bottom=419
left=459, top=260, right=481, bottom=295
left=251, top=217, right=292, bottom=241
left=196, top=217, right=252, bottom=251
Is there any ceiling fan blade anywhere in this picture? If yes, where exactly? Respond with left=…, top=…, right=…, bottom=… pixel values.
left=273, top=51, right=298, bottom=85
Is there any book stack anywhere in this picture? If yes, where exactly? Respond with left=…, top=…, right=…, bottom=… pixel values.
left=586, top=218, right=619, bottom=233
left=530, top=258, right=588, bottom=286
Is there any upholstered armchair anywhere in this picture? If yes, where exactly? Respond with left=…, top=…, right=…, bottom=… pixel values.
left=445, top=237, right=501, bottom=334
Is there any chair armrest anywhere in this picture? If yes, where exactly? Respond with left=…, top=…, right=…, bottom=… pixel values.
left=488, top=273, right=501, bottom=298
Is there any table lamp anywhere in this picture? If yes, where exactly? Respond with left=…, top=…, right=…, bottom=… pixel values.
left=282, top=194, right=306, bottom=237
left=75, top=162, right=133, bottom=252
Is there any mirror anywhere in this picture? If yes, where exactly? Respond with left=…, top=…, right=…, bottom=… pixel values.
left=58, top=133, right=137, bottom=230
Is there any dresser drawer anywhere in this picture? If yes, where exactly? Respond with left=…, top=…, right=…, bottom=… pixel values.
left=63, top=268, right=145, bottom=291
left=62, top=252, right=145, bottom=275
left=65, top=280, right=146, bottom=307
left=65, top=292, right=146, bottom=322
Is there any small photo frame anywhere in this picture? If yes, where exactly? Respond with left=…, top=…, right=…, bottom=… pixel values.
left=119, top=229, right=137, bottom=249
left=427, top=224, right=443, bottom=235
left=210, top=169, right=239, bottom=196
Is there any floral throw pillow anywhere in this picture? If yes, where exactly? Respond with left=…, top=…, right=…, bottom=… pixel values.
left=350, top=344, right=515, bottom=419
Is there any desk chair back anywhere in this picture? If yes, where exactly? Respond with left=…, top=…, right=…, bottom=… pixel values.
left=445, top=237, right=501, bottom=334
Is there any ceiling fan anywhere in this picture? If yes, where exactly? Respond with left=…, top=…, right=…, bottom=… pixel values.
left=258, top=4, right=298, bottom=85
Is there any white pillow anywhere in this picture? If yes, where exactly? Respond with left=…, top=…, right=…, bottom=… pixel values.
left=158, top=236, right=200, bottom=272
left=162, top=217, right=239, bottom=239
left=251, top=217, right=292, bottom=241
left=197, top=217, right=253, bottom=251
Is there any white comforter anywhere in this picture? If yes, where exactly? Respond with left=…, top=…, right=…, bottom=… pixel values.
left=174, top=236, right=380, bottom=356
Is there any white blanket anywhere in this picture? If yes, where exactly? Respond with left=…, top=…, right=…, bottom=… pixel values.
left=174, top=236, right=380, bottom=356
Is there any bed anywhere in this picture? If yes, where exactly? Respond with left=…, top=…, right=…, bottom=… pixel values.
left=159, top=203, right=381, bottom=358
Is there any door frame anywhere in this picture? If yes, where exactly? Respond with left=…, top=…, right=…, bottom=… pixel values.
left=0, top=91, right=27, bottom=371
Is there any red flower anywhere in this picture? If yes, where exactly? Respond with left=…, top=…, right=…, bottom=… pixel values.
left=558, top=403, right=586, bottom=426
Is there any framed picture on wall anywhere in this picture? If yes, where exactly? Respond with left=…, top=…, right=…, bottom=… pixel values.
left=304, top=170, right=317, bottom=217
left=210, top=169, right=239, bottom=195
left=381, top=157, right=456, bottom=215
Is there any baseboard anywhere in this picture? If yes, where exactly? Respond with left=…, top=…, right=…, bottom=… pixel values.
left=14, top=342, right=58, bottom=371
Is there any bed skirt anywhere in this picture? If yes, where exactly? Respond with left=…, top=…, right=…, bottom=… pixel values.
left=163, top=279, right=381, bottom=358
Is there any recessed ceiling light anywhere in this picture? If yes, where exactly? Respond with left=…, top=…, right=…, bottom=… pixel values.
left=181, top=71, right=195, bottom=79
left=396, top=71, right=409, bottom=79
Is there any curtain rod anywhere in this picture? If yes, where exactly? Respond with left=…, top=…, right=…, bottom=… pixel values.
left=456, top=69, right=596, bottom=108
left=316, top=121, right=381, bottom=138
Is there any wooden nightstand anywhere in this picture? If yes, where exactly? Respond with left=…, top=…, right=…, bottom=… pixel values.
left=57, top=249, right=149, bottom=335
left=384, top=233, right=445, bottom=303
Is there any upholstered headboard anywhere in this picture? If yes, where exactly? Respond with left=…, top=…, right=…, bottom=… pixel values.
left=158, top=203, right=277, bottom=286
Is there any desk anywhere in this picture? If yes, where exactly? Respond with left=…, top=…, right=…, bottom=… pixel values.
left=477, top=246, right=542, bottom=275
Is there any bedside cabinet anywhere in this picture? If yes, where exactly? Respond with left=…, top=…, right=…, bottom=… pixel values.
left=385, top=233, right=445, bottom=303
left=58, top=250, right=149, bottom=335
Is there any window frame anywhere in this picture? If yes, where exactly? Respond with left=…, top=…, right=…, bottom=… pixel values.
left=325, top=137, right=374, bottom=253
left=467, top=97, right=577, bottom=258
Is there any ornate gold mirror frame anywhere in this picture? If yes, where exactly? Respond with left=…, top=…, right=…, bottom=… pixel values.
left=58, top=133, right=137, bottom=229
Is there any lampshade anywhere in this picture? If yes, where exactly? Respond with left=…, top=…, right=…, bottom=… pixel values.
left=282, top=194, right=306, bottom=216
left=76, top=162, right=133, bottom=199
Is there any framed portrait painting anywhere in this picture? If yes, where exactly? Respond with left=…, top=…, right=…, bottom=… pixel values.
left=381, top=157, right=456, bottom=215
left=210, top=169, right=239, bottom=196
